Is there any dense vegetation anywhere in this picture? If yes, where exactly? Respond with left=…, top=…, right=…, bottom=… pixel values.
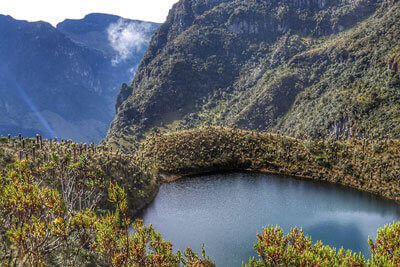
left=105, top=0, right=400, bottom=152
left=142, top=127, right=400, bottom=201
left=1, top=128, right=400, bottom=265
left=0, top=135, right=155, bottom=216
left=246, top=222, right=400, bottom=266
left=0, top=136, right=213, bottom=266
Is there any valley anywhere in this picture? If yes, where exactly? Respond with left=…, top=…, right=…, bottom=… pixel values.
left=0, top=14, right=159, bottom=142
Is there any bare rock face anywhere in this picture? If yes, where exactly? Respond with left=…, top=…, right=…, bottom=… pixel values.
left=106, top=0, right=399, bottom=151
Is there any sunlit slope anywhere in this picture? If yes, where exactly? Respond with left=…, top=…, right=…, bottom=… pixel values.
left=106, top=0, right=400, bottom=151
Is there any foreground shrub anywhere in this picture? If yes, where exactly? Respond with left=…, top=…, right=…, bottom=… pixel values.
left=0, top=162, right=214, bottom=266
left=245, top=227, right=365, bottom=266
left=369, top=222, right=400, bottom=266
left=245, top=223, right=400, bottom=266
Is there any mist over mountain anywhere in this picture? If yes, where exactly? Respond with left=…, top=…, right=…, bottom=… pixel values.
left=57, top=13, right=159, bottom=84
left=105, top=0, right=400, bottom=151
left=0, top=13, right=159, bottom=142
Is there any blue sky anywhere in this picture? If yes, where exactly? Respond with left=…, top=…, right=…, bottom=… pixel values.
left=0, top=0, right=179, bottom=26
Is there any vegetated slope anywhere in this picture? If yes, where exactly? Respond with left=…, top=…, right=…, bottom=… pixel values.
left=105, top=0, right=400, bottom=151
left=1, top=129, right=400, bottom=265
left=140, top=127, right=400, bottom=201
left=0, top=135, right=156, bottom=216
left=0, top=137, right=212, bottom=266
left=0, top=14, right=159, bottom=143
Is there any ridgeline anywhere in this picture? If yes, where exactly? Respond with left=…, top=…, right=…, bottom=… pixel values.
left=106, top=0, right=400, bottom=152
left=141, top=127, right=400, bottom=202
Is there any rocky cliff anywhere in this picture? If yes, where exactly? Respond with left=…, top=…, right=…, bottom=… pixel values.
left=105, top=0, right=400, bottom=151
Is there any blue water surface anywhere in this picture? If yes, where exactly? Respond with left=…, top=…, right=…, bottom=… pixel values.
left=140, top=173, right=400, bottom=266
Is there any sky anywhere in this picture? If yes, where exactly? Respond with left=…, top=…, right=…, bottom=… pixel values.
left=0, top=0, right=179, bottom=26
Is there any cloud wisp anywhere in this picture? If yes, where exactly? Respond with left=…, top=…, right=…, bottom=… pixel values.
left=107, top=19, right=153, bottom=65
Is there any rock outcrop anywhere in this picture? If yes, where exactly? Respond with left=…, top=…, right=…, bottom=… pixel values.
left=106, top=0, right=400, bottom=151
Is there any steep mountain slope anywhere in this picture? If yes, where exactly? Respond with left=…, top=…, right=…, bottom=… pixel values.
left=106, top=0, right=400, bottom=151
left=0, top=14, right=159, bottom=142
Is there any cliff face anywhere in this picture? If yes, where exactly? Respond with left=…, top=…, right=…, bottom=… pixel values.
left=0, top=14, right=159, bottom=142
left=106, top=0, right=400, bottom=151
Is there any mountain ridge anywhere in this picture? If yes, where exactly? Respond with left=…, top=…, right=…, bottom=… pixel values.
left=106, top=0, right=399, bottom=151
left=0, top=13, right=159, bottom=142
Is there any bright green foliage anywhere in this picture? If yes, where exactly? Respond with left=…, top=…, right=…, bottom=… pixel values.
left=0, top=160, right=214, bottom=266
left=245, top=227, right=365, bottom=266
left=0, top=161, right=68, bottom=265
left=183, top=245, right=214, bottom=267
left=94, top=215, right=182, bottom=266
left=108, top=182, right=128, bottom=213
left=245, top=223, right=400, bottom=266
left=369, top=222, right=400, bottom=266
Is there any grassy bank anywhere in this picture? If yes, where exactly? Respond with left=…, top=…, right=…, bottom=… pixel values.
left=140, top=127, right=400, bottom=202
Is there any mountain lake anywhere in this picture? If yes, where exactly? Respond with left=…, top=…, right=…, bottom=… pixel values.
left=139, top=172, right=400, bottom=266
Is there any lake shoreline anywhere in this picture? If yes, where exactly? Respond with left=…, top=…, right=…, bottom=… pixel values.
left=159, top=167, right=400, bottom=201
left=133, top=165, right=400, bottom=218
left=139, top=172, right=400, bottom=266
left=135, top=127, right=400, bottom=217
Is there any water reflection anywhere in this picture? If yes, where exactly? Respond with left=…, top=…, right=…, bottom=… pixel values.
left=140, top=173, right=400, bottom=266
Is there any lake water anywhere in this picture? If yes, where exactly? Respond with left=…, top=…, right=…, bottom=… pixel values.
left=139, top=173, right=400, bottom=266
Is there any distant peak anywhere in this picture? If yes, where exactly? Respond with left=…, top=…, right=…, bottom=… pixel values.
left=57, top=13, right=159, bottom=31
left=83, top=13, right=122, bottom=20
left=0, top=14, right=55, bottom=30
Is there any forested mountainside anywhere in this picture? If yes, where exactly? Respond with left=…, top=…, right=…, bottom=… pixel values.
left=105, top=0, right=400, bottom=151
left=0, top=14, right=159, bottom=142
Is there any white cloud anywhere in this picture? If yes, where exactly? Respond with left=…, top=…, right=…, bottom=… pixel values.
left=107, top=19, right=153, bottom=65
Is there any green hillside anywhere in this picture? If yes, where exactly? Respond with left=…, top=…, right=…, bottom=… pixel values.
left=105, top=0, right=400, bottom=152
